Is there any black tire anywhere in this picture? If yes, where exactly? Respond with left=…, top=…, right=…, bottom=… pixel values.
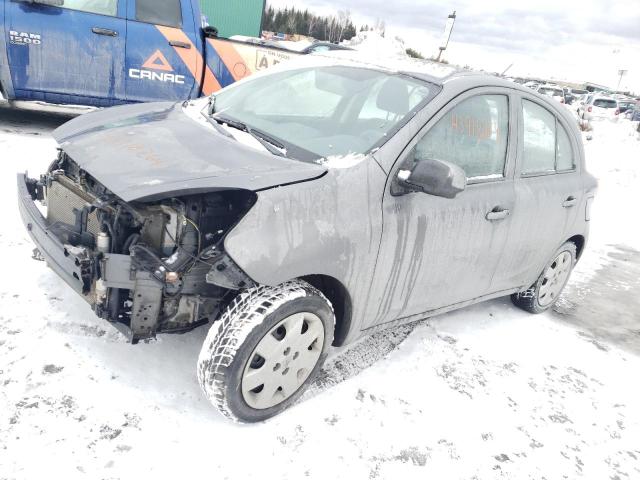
left=511, top=242, right=577, bottom=314
left=197, top=280, right=335, bottom=423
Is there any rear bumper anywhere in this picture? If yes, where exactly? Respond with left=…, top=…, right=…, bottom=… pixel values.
left=17, top=173, right=94, bottom=297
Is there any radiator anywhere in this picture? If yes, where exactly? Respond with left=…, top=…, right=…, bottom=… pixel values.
left=46, top=176, right=102, bottom=236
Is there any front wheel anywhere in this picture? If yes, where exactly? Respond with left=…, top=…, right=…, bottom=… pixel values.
left=511, top=242, right=577, bottom=314
left=197, top=280, right=335, bottom=423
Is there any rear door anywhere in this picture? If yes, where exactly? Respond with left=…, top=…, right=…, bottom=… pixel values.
left=492, top=94, right=583, bottom=291
left=5, top=0, right=126, bottom=105
left=125, top=0, right=200, bottom=102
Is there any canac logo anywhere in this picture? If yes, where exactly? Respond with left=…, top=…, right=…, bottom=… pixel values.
left=129, top=50, right=186, bottom=84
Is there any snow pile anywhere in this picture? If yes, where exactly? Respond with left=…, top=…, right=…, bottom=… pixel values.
left=343, top=30, right=408, bottom=59
left=340, top=30, right=457, bottom=78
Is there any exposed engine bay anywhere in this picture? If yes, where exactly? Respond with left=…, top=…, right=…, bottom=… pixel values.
left=25, top=150, right=257, bottom=343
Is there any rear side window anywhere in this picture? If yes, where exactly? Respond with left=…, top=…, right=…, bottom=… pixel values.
left=556, top=125, right=575, bottom=171
left=593, top=99, right=617, bottom=109
left=522, top=99, right=575, bottom=175
left=136, top=0, right=182, bottom=27
left=64, top=0, right=118, bottom=16
left=413, top=94, right=509, bottom=179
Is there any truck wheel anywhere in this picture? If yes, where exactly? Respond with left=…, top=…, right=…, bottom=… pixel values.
left=197, top=280, right=335, bottom=423
left=511, top=242, right=577, bottom=314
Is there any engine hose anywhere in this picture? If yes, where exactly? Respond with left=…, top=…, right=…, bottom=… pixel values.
left=122, top=233, right=140, bottom=254
left=163, top=219, right=199, bottom=273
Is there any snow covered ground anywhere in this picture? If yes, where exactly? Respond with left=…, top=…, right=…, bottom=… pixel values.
left=0, top=107, right=639, bottom=480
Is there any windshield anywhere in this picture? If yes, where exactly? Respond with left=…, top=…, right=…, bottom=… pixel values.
left=210, top=66, right=437, bottom=161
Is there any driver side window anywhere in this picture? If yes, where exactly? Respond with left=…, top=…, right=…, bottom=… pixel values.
left=63, top=0, right=118, bottom=16
left=413, top=94, right=509, bottom=179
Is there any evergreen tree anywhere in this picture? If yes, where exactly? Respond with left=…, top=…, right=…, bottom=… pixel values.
left=263, top=3, right=357, bottom=42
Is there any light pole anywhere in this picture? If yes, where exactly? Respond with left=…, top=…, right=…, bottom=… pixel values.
left=617, top=69, right=627, bottom=91
left=436, top=11, right=456, bottom=62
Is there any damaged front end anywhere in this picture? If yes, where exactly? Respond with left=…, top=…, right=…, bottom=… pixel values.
left=18, top=151, right=257, bottom=343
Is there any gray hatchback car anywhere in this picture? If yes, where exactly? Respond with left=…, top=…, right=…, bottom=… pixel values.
left=18, top=53, right=597, bottom=422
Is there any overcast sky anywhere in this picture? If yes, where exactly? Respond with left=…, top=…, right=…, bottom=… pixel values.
left=267, top=0, right=640, bottom=93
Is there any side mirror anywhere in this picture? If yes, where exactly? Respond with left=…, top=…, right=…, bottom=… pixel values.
left=203, top=26, right=218, bottom=39
left=397, top=158, right=466, bottom=199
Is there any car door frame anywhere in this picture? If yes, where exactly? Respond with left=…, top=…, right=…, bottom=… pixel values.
left=361, top=85, right=521, bottom=333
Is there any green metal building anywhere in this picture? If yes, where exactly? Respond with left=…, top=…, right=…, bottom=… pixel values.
left=200, top=0, right=266, bottom=38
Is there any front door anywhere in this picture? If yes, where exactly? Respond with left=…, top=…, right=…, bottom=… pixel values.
left=125, top=0, right=199, bottom=102
left=367, top=90, right=517, bottom=326
left=5, top=0, right=126, bottom=105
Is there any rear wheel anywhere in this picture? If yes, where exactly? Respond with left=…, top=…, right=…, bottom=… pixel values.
left=511, top=242, right=577, bottom=314
left=197, top=280, right=334, bottom=423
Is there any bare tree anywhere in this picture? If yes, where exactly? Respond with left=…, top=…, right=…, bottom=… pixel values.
left=336, top=10, right=351, bottom=43
left=307, top=15, right=317, bottom=37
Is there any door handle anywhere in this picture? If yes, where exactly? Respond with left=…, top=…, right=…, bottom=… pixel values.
left=562, top=196, right=578, bottom=208
left=486, top=208, right=511, bottom=221
left=169, top=40, right=191, bottom=49
left=92, top=27, right=118, bottom=37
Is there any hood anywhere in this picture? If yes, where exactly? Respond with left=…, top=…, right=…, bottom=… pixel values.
left=53, top=102, right=327, bottom=202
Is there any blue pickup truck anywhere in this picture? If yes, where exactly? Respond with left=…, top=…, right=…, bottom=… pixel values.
left=0, top=0, right=302, bottom=108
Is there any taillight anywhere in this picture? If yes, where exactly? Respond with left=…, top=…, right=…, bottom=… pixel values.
left=588, top=106, right=592, bottom=112
left=615, top=109, right=620, bottom=115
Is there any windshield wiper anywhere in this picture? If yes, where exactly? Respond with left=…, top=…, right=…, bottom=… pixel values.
left=210, top=114, right=288, bottom=158
left=200, top=110, right=235, bottom=140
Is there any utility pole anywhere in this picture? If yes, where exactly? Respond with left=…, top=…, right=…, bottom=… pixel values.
left=617, top=69, right=627, bottom=91
left=436, top=11, right=456, bottom=62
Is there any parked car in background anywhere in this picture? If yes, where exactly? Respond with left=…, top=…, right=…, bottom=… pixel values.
left=616, top=100, right=636, bottom=114
left=18, top=53, right=597, bottom=422
left=570, top=89, right=589, bottom=97
left=537, top=85, right=566, bottom=103
left=573, top=93, right=590, bottom=113
left=230, top=36, right=353, bottom=54
left=624, top=103, right=639, bottom=120
left=524, top=81, right=540, bottom=90
left=578, top=95, right=619, bottom=122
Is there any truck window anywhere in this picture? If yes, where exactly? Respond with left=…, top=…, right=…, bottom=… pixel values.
left=136, top=0, right=182, bottom=27
left=64, top=0, right=118, bottom=16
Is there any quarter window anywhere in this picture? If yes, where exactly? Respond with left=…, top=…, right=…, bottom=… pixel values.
left=522, top=99, right=575, bottom=175
left=136, top=0, right=182, bottom=27
left=412, top=94, right=509, bottom=179
left=63, top=0, right=118, bottom=16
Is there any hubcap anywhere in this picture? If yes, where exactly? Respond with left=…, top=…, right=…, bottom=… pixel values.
left=538, top=251, right=573, bottom=307
left=241, top=312, right=324, bottom=410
